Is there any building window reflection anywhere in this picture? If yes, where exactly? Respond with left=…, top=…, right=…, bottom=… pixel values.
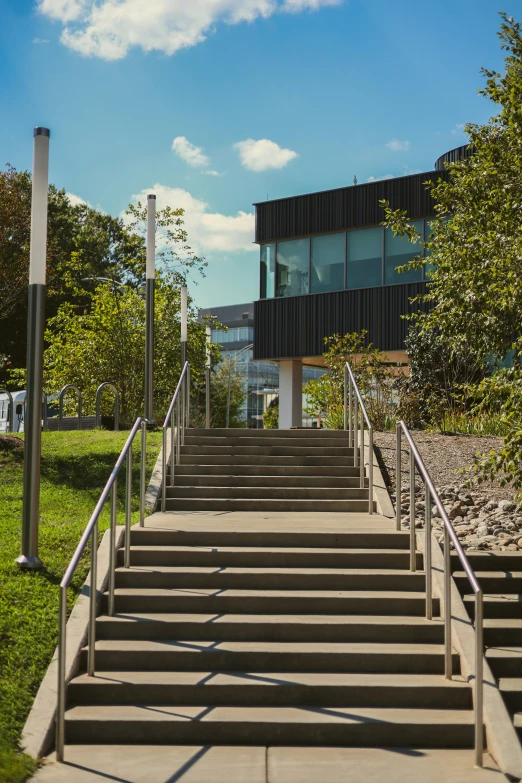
left=347, top=228, right=383, bottom=289
left=384, top=221, right=423, bottom=285
left=276, top=238, right=309, bottom=297
left=260, top=243, right=276, bottom=299
left=310, top=233, right=345, bottom=294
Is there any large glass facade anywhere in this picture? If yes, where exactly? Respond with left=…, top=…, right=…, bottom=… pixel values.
left=261, top=219, right=432, bottom=299
left=311, top=233, right=345, bottom=293
left=384, top=220, right=423, bottom=285
left=211, top=326, right=254, bottom=344
left=276, top=238, right=309, bottom=297
left=347, top=228, right=382, bottom=289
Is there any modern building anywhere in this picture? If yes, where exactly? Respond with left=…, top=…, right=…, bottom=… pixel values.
left=252, top=144, right=470, bottom=427
left=198, top=302, right=325, bottom=428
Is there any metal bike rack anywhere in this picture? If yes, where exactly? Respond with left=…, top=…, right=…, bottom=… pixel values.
left=58, top=384, right=82, bottom=430
left=95, top=383, right=120, bottom=431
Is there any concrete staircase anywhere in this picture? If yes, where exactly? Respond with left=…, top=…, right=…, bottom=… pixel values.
left=452, top=551, right=522, bottom=746
left=163, top=428, right=370, bottom=512
left=60, top=522, right=482, bottom=751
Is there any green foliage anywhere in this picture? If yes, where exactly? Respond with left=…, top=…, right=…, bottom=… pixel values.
left=204, top=356, right=246, bottom=429
left=35, top=274, right=220, bottom=426
left=304, top=331, right=400, bottom=431
left=262, top=395, right=279, bottom=429
left=0, top=430, right=161, bottom=780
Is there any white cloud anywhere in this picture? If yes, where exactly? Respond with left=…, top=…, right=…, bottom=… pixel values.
left=126, top=184, right=255, bottom=255
left=385, top=139, right=411, bottom=152
left=66, top=191, right=91, bottom=207
left=32, top=37, right=50, bottom=43
left=234, top=138, right=298, bottom=172
left=37, top=0, right=343, bottom=60
left=451, top=123, right=465, bottom=136
left=172, top=136, right=210, bottom=168
left=367, top=174, right=394, bottom=182
left=203, top=170, right=223, bottom=177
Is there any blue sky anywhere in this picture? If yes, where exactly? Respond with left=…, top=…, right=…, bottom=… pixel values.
left=0, top=0, right=508, bottom=308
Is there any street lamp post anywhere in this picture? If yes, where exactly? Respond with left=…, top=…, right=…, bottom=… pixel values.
left=205, top=324, right=211, bottom=428
left=180, top=285, right=187, bottom=367
left=17, top=127, right=50, bottom=569
left=144, top=194, right=155, bottom=420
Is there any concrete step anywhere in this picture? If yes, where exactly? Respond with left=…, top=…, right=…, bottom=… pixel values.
left=181, top=445, right=355, bottom=457
left=129, top=529, right=412, bottom=550
left=118, top=545, right=423, bottom=569
left=189, top=428, right=350, bottom=439
left=499, top=677, right=522, bottom=713
left=452, top=551, right=522, bottom=573
left=169, top=475, right=364, bottom=488
left=455, top=571, right=522, bottom=593
left=464, top=593, right=522, bottom=620
left=68, top=671, right=471, bottom=709
left=164, top=486, right=369, bottom=501
left=483, top=619, right=522, bottom=647
left=95, top=613, right=444, bottom=643
left=174, top=464, right=360, bottom=477
left=108, top=588, right=435, bottom=616
left=179, top=455, right=357, bottom=466
left=162, top=498, right=371, bottom=512
left=83, top=640, right=457, bottom=675
left=184, top=436, right=351, bottom=448
left=63, top=705, right=475, bottom=747
left=486, top=647, right=522, bottom=678
left=114, top=566, right=425, bottom=592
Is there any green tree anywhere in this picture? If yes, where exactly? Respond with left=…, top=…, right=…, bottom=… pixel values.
left=262, top=396, right=279, bottom=429
left=39, top=274, right=218, bottom=426
left=191, top=355, right=246, bottom=429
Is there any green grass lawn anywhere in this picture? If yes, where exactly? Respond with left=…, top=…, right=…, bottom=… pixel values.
left=0, top=429, right=162, bottom=782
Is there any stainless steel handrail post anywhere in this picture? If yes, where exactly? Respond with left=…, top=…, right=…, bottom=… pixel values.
left=425, top=485, right=432, bottom=620
left=475, top=592, right=484, bottom=767
left=444, top=525, right=452, bottom=679
left=124, top=449, right=132, bottom=568
left=176, top=396, right=181, bottom=463
left=343, top=365, right=348, bottom=431
left=396, top=425, right=402, bottom=531
left=348, top=379, right=353, bottom=448
left=108, top=482, right=117, bottom=617
left=368, top=426, right=374, bottom=515
left=170, top=409, right=175, bottom=487
left=359, top=404, right=364, bottom=488
left=87, top=519, right=97, bottom=675
left=161, top=425, right=167, bottom=513
left=139, top=420, right=146, bottom=527
left=353, top=393, right=359, bottom=468
left=56, top=585, right=67, bottom=762
left=186, top=363, right=190, bottom=430
left=410, top=447, right=416, bottom=572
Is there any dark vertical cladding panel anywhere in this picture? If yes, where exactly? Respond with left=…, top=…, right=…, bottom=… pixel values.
left=254, top=172, right=448, bottom=243
left=253, top=283, right=428, bottom=360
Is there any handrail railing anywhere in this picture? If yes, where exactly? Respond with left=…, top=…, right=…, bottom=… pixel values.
left=58, top=384, right=82, bottom=430
left=343, top=363, right=373, bottom=514
left=396, top=420, right=484, bottom=767
left=0, top=388, right=14, bottom=432
left=161, top=361, right=190, bottom=513
left=95, top=382, right=120, bottom=431
left=56, top=414, right=152, bottom=762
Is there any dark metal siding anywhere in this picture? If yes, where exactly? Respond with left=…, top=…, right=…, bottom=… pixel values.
left=253, top=283, right=428, bottom=360
left=435, top=144, right=474, bottom=171
left=254, top=172, right=447, bottom=243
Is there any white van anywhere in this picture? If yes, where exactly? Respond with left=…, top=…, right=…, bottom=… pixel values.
left=0, top=391, right=58, bottom=433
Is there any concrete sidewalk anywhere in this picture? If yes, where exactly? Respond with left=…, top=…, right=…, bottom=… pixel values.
left=32, top=745, right=507, bottom=782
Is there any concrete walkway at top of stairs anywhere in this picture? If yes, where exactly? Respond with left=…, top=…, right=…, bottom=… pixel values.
left=141, top=509, right=395, bottom=533
left=31, top=745, right=508, bottom=782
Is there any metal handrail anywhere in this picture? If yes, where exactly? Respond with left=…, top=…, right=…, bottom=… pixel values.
left=56, top=415, right=151, bottom=762
left=0, top=388, right=14, bottom=432
left=95, top=382, right=120, bottom=431
left=396, top=421, right=484, bottom=767
left=58, top=385, right=82, bottom=430
left=343, top=363, right=373, bottom=514
left=161, top=361, right=190, bottom=513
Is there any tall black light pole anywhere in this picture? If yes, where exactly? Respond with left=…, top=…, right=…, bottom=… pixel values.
left=17, top=127, right=50, bottom=569
left=144, top=194, right=155, bottom=420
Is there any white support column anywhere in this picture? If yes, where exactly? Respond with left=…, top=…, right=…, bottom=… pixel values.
left=279, top=360, right=302, bottom=429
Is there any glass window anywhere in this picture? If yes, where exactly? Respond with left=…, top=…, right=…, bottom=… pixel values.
left=260, top=243, right=275, bottom=299
left=347, top=228, right=383, bottom=289
left=384, top=220, right=423, bottom=284
left=310, top=233, right=345, bottom=294
left=276, top=239, right=309, bottom=297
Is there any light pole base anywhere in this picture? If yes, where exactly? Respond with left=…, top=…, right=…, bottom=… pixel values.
left=16, top=554, right=44, bottom=570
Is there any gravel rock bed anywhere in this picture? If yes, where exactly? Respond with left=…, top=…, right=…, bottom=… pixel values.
left=373, top=431, right=521, bottom=551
